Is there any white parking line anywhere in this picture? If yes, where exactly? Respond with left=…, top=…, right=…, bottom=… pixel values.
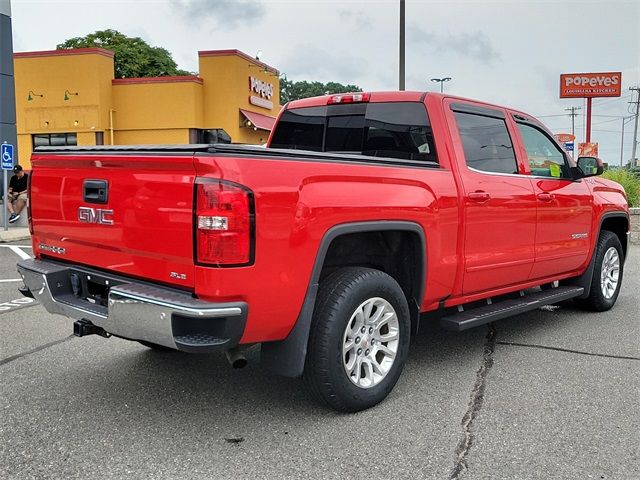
left=0, top=297, right=37, bottom=313
left=0, top=279, right=23, bottom=283
left=7, top=246, right=31, bottom=260
left=0, top=245, right=32, bottom=249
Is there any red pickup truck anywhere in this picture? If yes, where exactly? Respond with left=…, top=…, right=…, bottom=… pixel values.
left=18, top=91, right=629, bottom=412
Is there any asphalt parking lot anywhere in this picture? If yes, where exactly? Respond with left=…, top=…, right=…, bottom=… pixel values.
left=0, top=242, right=638, bottom=480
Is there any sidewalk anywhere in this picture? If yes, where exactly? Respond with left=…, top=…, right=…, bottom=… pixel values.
left=631, top=207, right=639, bottom=245
left=0, top=226, right=30, bottom=243
left=0, top=199, right=31, bottom=242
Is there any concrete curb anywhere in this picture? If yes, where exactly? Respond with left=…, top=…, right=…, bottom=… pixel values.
left=0, top=227, right=31, bottom=243
left=630, top=208, right=639, bottom=245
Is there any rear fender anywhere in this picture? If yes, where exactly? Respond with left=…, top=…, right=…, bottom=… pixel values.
left=260, top=221, right=426, bottom=378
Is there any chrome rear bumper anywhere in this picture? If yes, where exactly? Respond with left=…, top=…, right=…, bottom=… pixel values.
left=17, top=258, right=247, bottom=352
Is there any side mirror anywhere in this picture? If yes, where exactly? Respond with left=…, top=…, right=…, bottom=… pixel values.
left=576, top=156, right=604, bottom=178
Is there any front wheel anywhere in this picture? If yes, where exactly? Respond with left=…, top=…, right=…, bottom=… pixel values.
left=303, top=267, right=411, bottom=412
left=574, top=230, right=624, bottom=312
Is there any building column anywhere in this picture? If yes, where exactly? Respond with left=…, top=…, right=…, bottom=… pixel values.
left=0, top=0, right=17, bottom=165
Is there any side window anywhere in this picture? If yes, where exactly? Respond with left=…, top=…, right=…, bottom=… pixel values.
left=453, top=112, right=518, bottom=174
left=362, top=103, right=436, bottom=163
left=516, top=123, right=569, bottom=178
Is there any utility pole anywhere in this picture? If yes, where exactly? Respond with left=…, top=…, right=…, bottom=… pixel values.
left=399, top=0, right=405, bottom=91
left=565, top=106, right=581, bottom=138
left=630, top=86, right=640, bottom=167
left=621, top=117, right=626, bottom=167
left=620, top=116, right=634, bottom=167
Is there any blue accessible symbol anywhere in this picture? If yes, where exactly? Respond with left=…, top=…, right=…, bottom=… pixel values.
left=1, top=143, right=14, bottom=170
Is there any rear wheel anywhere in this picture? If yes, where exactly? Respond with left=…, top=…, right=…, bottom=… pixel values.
left=574, top=230, right=624, bottom=311
left=303, top=267, right=411, bottom=412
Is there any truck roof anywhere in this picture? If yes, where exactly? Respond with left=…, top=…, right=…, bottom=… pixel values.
left=285, top=90, right=538, bottom=122
left=286, top=91, right=427, bottom=109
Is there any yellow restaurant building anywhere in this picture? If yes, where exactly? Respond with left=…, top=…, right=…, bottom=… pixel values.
left=13, top=48, right=281, bottom=168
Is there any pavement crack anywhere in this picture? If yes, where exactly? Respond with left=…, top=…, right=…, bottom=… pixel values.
left=496, top=341, right=640, bottom=361
left=450, top=323, right=497, bottom=480
left=0, top=335, right=74, bottom=367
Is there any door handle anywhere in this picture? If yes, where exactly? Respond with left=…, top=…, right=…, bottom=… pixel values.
left=537, top=192, right=555, bottom=202
left=83, top=179, right=109, bottom=204
left=468, top=191, right=491, bottom=203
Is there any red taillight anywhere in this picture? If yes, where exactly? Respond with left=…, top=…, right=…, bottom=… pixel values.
left=195, top=180, right=253, bottom=266
left=327, top=92, right=370, bottom=104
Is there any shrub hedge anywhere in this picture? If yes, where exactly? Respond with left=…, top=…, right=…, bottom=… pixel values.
left=602, top=168, right=640, bottom=207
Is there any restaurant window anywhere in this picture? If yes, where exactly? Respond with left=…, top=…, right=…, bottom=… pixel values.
left=189, top=128, right=232, bottom=144
left=32, top=133, right=77, bottom=149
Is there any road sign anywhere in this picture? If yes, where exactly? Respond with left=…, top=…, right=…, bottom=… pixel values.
left=1, top=144, right=14, bottom=170
left=554, top=133, right=575, bottom=143
left=560, top=72, right=622, bottom=98
left=578, top=142, right=599, bottom=157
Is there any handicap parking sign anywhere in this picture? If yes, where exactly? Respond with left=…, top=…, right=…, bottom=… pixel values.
left=1, top=144, right=14, bottom=170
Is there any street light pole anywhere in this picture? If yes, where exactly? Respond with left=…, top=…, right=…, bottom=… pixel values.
left=430, top=77, right=452, bottom=93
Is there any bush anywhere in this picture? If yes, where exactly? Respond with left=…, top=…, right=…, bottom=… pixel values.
left=602, top=169, right=640, bottom=207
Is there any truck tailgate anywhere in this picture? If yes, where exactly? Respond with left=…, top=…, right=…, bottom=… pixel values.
left=30, top=153, right=196, bottom=289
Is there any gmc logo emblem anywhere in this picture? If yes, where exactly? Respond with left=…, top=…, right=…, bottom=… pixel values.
left=78, top=207, right=114, bottom=225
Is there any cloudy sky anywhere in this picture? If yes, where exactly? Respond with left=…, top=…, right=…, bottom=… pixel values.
left=9, top=0, right=640, bottom=161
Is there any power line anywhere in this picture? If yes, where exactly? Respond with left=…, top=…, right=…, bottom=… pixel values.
left=536, top=113, right=627, bottom=119
left=594, top=93, right=632, bottom=107
left=592, top=128, right=626, bottom=133
left=591, top=117, right=627, bottom=127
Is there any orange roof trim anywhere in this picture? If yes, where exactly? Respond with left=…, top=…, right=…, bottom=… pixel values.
left=14, top=48, right=115, bottom=59
left=113, top=76, right=204, bottom=85
left=198, top=49, right=279, bottom=75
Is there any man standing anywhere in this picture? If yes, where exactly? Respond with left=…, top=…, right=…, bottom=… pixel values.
left=7, top=164, right=27, bottom=223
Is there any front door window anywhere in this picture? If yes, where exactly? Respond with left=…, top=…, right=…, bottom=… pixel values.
left=516, top=123, right=569, bottom=178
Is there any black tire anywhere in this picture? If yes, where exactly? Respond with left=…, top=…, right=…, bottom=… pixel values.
left=303, top=267, right=411, bottom=412
left=574, top=230, right=624, bottom=312
left=137, top=340, right=175, bottom=352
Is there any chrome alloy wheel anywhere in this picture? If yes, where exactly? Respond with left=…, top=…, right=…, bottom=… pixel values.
left=600, top=246, right=620, bottom=300
left=342, top=297, right=400, bottom=389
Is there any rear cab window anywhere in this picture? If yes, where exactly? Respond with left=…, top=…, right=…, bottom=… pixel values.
left=270, top=101, right=438, bottom=165
left=452, top=110, right=518, bottom=175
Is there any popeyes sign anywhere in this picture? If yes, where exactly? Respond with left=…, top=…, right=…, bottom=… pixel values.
left=250, top=77, right=274, bottom=99
left=560, top=72, right=622, bottom=98
left=249, top=76, right=275, bottom=110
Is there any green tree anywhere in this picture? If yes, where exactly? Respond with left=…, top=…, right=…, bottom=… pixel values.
left=57, top=29, right=191, bottom=78
left=280, top=78, right=362, bottom=104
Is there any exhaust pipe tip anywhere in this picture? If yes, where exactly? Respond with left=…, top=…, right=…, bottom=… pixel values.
left=225, top=348, right=248, bottom=369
